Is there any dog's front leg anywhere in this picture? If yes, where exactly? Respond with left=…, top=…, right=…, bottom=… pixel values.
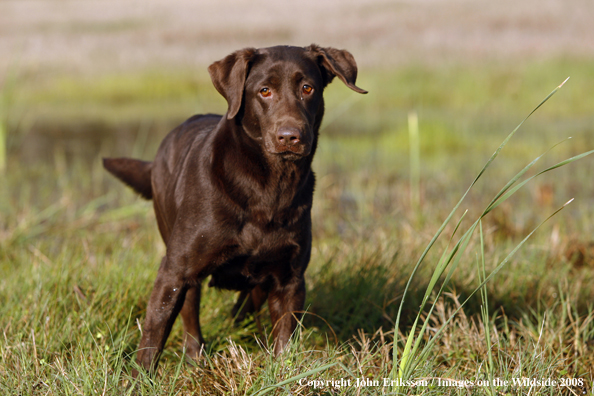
left=134, top=256, right=187, bottom=376
left=268, top=278, right=306, bottom=356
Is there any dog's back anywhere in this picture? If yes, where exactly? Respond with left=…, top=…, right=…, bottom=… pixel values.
left=103, top=114, right=221, bottom=201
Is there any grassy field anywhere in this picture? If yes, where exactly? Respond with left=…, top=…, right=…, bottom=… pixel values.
left=2, top=1, right=594, bottom=392
left=1, top=56, right=594, bottom=395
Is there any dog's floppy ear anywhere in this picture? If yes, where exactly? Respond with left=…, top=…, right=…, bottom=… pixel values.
left=208, top=48, right=257, bottom=119
left=308, top=45, right=367, bottom=94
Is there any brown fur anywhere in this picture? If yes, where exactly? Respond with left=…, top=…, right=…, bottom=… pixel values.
left=103, top=44, right=366, bottom=375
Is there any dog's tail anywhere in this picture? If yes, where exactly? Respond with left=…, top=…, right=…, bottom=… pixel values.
left=103, top=157, right=153, bottom=200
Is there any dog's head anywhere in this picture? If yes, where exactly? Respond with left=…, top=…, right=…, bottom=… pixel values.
left=208, top=45, right=367, bottom=161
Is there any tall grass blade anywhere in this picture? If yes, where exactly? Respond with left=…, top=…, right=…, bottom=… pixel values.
left=478, top=221, right=496, bottom=396
left=485, top=147, right=594, bottom=214
left=409, top=110, right=420, bottom=209
left=415, top=199, right=574, bottom=372
left=391, top=78, right=579, bottom=387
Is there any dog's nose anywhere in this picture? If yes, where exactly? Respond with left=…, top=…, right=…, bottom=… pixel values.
left=277, top=127, right=302, bottom=147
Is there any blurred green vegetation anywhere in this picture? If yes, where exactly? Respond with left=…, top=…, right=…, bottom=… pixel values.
left=7, top=58, right=594, bottom=166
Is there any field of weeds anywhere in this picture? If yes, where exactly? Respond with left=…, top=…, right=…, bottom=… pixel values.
left=2, top=1, right=594, bottom=395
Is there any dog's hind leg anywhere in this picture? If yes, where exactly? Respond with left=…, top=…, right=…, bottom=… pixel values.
left=179, top=283, right=205, bottom=360
left=231, top=286, right=268, bottom=323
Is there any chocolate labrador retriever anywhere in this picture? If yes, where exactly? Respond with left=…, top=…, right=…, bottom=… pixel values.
left=103, top=44, right=366, bottom=375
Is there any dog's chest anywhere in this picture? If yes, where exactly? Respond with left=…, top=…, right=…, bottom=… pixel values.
left=238, top=220, right=300, bottom=262
left=205, top=175, right=312, bottom=289
left=207, top=222, right=300, bottom=290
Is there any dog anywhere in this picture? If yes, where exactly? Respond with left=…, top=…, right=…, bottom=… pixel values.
left=103, top=44, right=366, bottom=375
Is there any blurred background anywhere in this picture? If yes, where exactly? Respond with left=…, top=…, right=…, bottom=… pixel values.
left=2, top=0, right=594, bottom=378
left=2, top=0, right=594, bottom=164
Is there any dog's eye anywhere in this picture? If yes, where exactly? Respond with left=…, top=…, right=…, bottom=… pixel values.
left=302, top=85, right=313, bottom=95
left=260, top=88, right=272, bottom=97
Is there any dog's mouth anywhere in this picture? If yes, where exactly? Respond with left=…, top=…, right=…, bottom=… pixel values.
left=276, top=150, right=307, bottom=161
left=272, top=144, right=311, bottom=160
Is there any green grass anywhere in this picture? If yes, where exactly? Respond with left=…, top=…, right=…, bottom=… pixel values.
left=1, top=58, right=594, bottom=394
